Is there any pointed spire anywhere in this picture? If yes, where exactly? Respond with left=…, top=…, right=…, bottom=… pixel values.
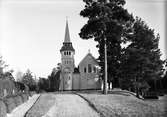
left=60, top=17, right=75, bottom=52
left=64, top=18, right=71, bottom=43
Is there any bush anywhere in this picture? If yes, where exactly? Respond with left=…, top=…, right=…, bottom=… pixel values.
left=143, top=92, right=159, bottom=99
left=29, top=91, right=36, bottom=97
left=0, top=99, right=7, bottom=117
left=21, top=93, right=29, bottom=102
left=13, top=95, right=23, bottom=106
left=3, top=96, right=16, bottom=113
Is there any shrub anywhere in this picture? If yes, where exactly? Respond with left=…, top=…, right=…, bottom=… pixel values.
left=3, top=96, right=16, bottom=113
left=13, top=95, right=23, bottom=106
left=0, top=79, right=17, bottom=97
left=21, top=93, right=29, bottom=102
left=29, top=91, right=36, bottom=97
left=0, top=99, right=7, bottom=117
left=143, top=92, right=159, bottom=99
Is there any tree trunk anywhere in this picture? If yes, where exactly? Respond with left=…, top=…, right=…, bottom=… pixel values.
left=103, top=79, right=105, bottom=93
left=136, top=87, right=140, bottom=98
left=117, top=77, right=120, bottom=88
left=135, top=77, right=140, bottom=98
left=154, top=79, right=157, bottom=92
left=159, top=79, right=163, bottom=90
left=108, top=82, right=110, bottom=90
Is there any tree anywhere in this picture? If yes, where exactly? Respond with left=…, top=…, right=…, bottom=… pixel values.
left=161, top=60, right=167, bottom=90
left=3, top=71, right=15, bottom=81
left=48, top=68, right=61, bottom=91
left=21, top=69, right=36, bottom=91
left=121, top=17, right=164, bottom=97
left=15, top=71, right=24, bottom=82
left=79, top=0, right=134, bottom=92
left=38, top=77, right=49, bottom=92
left=0, top=56, right=8, bottom=79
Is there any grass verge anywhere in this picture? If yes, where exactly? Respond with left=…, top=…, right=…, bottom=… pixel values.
left=25, top=93, right=55, bottom=117
left=78, top=93, right=162, bottom=117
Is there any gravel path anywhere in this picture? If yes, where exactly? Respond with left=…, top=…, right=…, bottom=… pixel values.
left=42, top=94, right=100, bottom=117
left=7, top=94, right=40, bottom=117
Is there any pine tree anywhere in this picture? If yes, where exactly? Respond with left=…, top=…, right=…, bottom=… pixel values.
left=21, top=69, right=36, bottom=91
left=79, top=0, right=134, bottom=89
left=48, top=68, right=61, bottom=91
left=121, top=17, right=164, bottom=97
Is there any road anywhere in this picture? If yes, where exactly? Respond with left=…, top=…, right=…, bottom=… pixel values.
left=22, top=93, right=100, bottom=117
left=9, top=92, right=167, bottom=117
left=42, top=94, right=100, bottom=117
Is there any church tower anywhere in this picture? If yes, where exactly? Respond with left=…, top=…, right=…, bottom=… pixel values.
left=60, top=20, right=75, bottom=90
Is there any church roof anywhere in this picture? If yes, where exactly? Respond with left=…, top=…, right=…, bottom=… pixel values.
left=60, top=43, right=75, bottom=52
left=78, top=51, right=99, bottom=66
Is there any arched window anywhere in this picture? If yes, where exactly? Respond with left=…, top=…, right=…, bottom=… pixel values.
left=88, top=64, right=92, bottom=73
left=84, top=67, right=86, bottom=73
left=93, top=66, right=96, bottom=73
left=69, top=52, right=71, bottom=55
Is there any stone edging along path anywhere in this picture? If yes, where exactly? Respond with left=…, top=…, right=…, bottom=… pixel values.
left=24, top=94, right=41, bottom=117
left=7, top=94, right=40, bottom=117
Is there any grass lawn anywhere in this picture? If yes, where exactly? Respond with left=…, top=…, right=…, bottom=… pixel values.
left=78, top=91, right=162, bottom=117
left=25, top=93, right=55, bottom=117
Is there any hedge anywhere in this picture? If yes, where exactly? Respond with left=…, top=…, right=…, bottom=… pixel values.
left=29, top=91, right=36, bottom=97
left=0, top=99, right=7, bottom=117
left=21, top=93, right=29, bottom=102
left=0, top=91, right=36, bottom=116
left=3, top=96, right=16, bottom=113
left=14, top=95, right=23, bottom=106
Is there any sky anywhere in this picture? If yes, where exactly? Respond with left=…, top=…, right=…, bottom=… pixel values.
left=0, top=0, right=166, bottom=78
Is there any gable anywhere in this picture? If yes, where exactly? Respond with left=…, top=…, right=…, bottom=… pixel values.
left=78, top=53, right=98, bottom=68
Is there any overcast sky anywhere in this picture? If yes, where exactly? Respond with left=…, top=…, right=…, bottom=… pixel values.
left=0, top=0, right=166, bottom=78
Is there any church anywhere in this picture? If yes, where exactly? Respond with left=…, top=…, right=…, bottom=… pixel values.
left=59, top=20, right=102, bottom=90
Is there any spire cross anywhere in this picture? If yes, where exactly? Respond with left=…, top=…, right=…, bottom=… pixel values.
left=66, top=16, right=68, bottom=21
left=88, top=49, right=91, bottom=53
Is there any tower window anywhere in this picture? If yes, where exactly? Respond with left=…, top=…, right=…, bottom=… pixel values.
left=69, top=52, right=71, bottom=55
left=64, top=52, right=66, bottom=55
